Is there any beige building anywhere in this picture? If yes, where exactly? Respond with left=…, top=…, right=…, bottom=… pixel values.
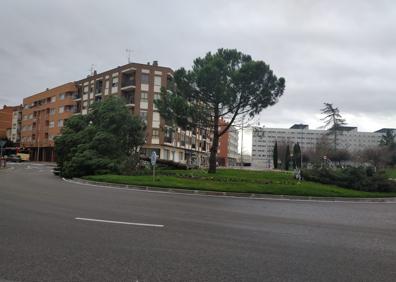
left=252, top=124, right=392, bottom=168
left=10, top=105, right=23, bottom=144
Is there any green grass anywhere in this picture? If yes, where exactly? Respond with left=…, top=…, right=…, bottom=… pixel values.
left=83, top=169, right=396, bottom=198
left=385, top=168, right=396, bottom=179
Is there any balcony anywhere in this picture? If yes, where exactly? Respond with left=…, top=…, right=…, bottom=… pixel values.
left=73, top=92, right=81, bottom=101
left=95, top=80, right=103, bottom=94
left=121, top=72, right=136, bottom=90
left=122, top=91, right=134, bottom=106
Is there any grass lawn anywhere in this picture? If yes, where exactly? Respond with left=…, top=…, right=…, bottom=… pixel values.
left=83, top=169, right=396, bottom=198
left=385, top=168, right=396, bottom=179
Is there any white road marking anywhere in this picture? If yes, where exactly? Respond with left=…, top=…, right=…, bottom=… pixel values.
left=63, top=178, right=396, bottom=204
left=75, top=217, right=164, bottom=228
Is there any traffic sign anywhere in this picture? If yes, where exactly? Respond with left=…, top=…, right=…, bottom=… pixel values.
left=150, top=151, right=157, bottom=166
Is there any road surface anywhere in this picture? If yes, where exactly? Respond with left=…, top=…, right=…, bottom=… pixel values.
left=1, top=163, right=396, bottom=281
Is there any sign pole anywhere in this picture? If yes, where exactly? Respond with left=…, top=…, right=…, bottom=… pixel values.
left=150, top=151, right=157, bottom=182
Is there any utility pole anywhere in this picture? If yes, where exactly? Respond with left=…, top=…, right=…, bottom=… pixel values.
left=36, top=111, right=40, bottom=162
left=300, top=127, right=303, bottom=168
left=240, top=117, right=243, bottom=168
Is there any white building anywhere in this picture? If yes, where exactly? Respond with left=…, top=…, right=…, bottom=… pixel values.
left=252, top=124, right=393, bottom=168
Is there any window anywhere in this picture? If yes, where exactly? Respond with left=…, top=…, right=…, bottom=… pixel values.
left=164, top=127, right=173, bottom=143
left=153, top=93, right=160, bottom=110
left=51, top=96, right=56, bottom=103
left=141, top=73, right=149, bottom=84
left=59, top=106, right=64, bottom=113
left=139, top=111, right=148, bottom=124
left=141, top=92, right=148, bottom=102
left=154, top=75, right=161, bottom=86
left=152, top=128, right=159, bottom=139
left=112, top=77, right=118, bottom=88
left=49, top=121, right=55, bottom=128
left=58, top=120, right=63, bottom=128
left=50, top=108, right=56, bottom=115
left=163, top=149, right=169, bottom=160
left=59, top=93, right=65, bottom=100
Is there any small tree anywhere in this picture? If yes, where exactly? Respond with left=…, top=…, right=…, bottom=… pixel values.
left=293, top=143, right=301, bottom=169
left=284, top=145, right=291, bottom=171
left=273, top=141, right=278, bottom=169
left=359, top=147, right=391, bottom=170
left=156, top=48, right=285, bottom=173
left=321, top=103, right=346, bottom=152
left=328, top=149, right=351, bottom=166
left=379, top=130, right=396, bottom=166
left=55, top=96, right=146, bottom=178
left=380, top=130, right=396, bottom=147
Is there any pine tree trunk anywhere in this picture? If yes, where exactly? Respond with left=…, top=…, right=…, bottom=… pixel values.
left=208, top=132, right=219, bottom=173
left=208, top=112, right=219, bottom=174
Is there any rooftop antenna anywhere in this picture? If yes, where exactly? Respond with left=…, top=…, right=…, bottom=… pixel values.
left=89, top=64, right=95, bottom=76
left=126, top=49, right=132, bottom=63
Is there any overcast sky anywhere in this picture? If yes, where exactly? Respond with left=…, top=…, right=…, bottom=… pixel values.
left=1, top=0, right=395, bottom=152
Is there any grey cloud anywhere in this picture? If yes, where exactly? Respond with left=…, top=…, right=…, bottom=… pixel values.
left=0, top=0, right=395, bottom=131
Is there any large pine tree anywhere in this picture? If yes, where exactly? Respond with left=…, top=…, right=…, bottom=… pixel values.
left=156, top=49, right=285, bottom=173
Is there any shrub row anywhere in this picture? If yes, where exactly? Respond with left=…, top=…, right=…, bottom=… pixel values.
left=302, top=167, right=396, bottom=193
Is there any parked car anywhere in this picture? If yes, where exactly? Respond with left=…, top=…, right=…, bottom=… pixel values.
left=5, top=154, right=22, bottom=162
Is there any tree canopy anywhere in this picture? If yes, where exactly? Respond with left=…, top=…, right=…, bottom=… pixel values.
left=55, top=96, right=146, bottom=178
left=156, top=48, right=285, bottom=173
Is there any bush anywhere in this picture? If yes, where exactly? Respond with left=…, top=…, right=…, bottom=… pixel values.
left=302, top=167, right=396, bottom=193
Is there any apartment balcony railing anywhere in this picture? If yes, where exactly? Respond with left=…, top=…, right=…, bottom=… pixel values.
left=121, top=78, right=135, bottom=89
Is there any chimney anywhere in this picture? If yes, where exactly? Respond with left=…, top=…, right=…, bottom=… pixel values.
left=93, top=70, right=97, bottom=75
left=153, top=60, right=158, bottom=66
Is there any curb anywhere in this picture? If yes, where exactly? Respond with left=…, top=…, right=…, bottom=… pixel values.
left=69, top=178, right=396, bottom=203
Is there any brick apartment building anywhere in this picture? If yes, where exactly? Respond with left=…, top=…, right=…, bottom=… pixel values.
left=0, top=105, right=18, bottom=139
left=217, top=118, right=239, bottom=167
left=19, top=61, right=211, bottom=164
left=74, top=62, right=211, bottom=166
left=20, top=83, right=77, bottom=161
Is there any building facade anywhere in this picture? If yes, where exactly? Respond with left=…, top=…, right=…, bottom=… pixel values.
left=217, top=118, right=239, bottom=167
left=73, top=62, right=211, bottom=166
left=0, top=105, right=17, bottom=139
left=18, top=61, right=212, bottom=164
left=20, top=83, right=78, bottom=161
left=10, top=105, right=22, bottom=144
left=252, top=124, right=388, bottom=168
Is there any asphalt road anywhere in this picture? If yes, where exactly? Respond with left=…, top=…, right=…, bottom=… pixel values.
left=1, top=163, right=396, bottom=282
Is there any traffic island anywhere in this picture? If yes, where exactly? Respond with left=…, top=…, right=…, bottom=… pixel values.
left=78, top=169, right=396, bottom=199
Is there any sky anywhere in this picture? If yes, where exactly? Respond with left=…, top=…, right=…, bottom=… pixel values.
left=1, top=0, right=395, bottom=153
